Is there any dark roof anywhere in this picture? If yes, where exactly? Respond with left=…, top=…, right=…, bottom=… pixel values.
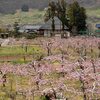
left=40, top=17, right=68, bottom=30
left=19, top=24, right=42, bottom=33
left=96, top=24, right=100, bottom=28
left=20, top=24, right=41, bottom=30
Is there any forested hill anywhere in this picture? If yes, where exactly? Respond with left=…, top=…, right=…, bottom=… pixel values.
left=0, top=0, right=100, bottom=14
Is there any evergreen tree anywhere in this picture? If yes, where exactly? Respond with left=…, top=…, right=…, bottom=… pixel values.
left=67, top=1, right=87, bottom=35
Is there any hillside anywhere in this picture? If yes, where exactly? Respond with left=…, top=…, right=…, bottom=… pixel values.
left=0, top=7, right=100, bottom=26
left=0, top=0, right=100, bottom=14
left=0, top=9, right=45, bottom=26
left=87, top=7, right=100, bottom=24
left=0, top=0, right=99, bottom=27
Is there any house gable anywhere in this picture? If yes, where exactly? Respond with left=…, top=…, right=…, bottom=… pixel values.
left=40, top=17, right=68, bottom=30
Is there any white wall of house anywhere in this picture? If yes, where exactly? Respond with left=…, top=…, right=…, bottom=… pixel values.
left=44, top=31, right=51, bottom=37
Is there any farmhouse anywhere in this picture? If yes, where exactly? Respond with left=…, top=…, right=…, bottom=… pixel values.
left=39, top=17, right=69, bottom=37
left=18, top=17, right=70, bottom=37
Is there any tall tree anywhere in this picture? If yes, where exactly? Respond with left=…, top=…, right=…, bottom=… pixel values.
left=44, top=1, right=56, bottom=20
left=67, top=1, right=87, bottom=35
left=49, top=1, right=56, bottom=32
left=56, top=0, right=68, bottom=30
left=44, top=1, right=56, bottom=33
left=44, top=0, right=69, bottom=30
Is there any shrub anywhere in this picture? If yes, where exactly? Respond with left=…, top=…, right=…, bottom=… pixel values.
left=25, top=32, right=37, bottom=39
left=21, top=4, right=29, bottom=12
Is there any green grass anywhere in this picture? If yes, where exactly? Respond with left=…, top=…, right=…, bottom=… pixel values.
left=0, top=44, right=99, bottom=64
left=0, top=9, right=44, bottom=26
left=0, top=7, right=99, bottom=26
left=0, top=45, right=43, bottom=56
left=0, top=45, right=45, bottom=64
left=86, top=7, right=100, bottom=24
left=87, top=7, right=100, bottom=18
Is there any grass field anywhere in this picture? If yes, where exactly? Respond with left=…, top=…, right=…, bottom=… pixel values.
left=0, top=8, right=100, bottom=27
left=0, top=41, right=99, bottom=64
left=0, top=44, right=99, bottom=64
left=0, top=45, right=43, bottom=56
left=0, top=45, right=44, bottom=63
left=87, top=7, right=100, bottom=18
left=86, top=7, right=100, bottom=24
left=0, top=9, right=44, bottom=26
